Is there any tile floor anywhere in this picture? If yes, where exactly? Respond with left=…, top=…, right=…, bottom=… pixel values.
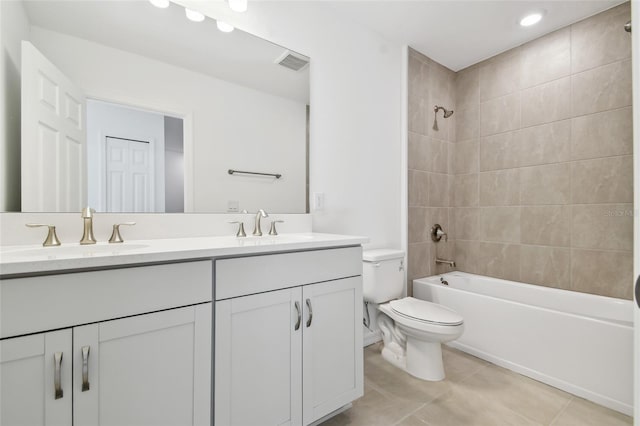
left=322, top=342, right=633, bottom=426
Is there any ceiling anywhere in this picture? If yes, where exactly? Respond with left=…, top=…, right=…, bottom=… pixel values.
left=326, top=0, right=627, bottom=71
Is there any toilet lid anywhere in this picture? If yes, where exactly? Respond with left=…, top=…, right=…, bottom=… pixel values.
left=390, top=297, right=463, bottom=326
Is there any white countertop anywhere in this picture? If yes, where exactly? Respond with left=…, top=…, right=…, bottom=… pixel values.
left=0, top=233, right=368, bottom=276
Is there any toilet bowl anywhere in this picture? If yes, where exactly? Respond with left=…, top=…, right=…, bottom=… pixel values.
left=363, top=249, right=464, bottom=381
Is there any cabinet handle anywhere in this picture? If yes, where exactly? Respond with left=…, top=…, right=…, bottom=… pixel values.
left=306, top=299, right=313, bottom=327
left=81, top=346, right=91, bottom=391
left=294, top=301, right=302, bottom=330
left=54, top=352, right=63, bottom=399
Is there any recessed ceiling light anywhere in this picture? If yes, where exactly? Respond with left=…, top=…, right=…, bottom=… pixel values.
left=228, top=0, right=248, bottom=13
left=185, top=8, right=205, bottom=22
left=217, top=21, right=235, bottom=32
left=520, top=13, right=543, bottom=27
left=149, top=0, right=170, bottom=8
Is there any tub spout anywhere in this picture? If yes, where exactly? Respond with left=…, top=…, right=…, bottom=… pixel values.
left=435, top=258, right=456, bottom=268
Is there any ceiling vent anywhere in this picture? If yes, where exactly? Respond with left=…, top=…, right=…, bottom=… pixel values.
left=275, top=50, right=309, bottom=72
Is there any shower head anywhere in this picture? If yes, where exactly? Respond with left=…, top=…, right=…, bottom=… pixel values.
left=434, top=105, right=454, bottom=118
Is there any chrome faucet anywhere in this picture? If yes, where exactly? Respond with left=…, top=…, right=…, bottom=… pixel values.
left=253, top=209, right=269, bottom=236
left=80, top=207, right=97, bottom=245
left=435, top=258, right=456, bottom=268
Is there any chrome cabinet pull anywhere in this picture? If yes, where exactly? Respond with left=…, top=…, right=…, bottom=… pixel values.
left=306, top=299, right=313, bottom=327
left=81, top=346, right=90, bottom=391
left=294, top=301, right=302, bottom=330
left=54, top=352, right=63, bottom=399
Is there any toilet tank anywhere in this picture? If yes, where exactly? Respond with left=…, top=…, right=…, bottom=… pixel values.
left=362, top=249, right=405, bottom=303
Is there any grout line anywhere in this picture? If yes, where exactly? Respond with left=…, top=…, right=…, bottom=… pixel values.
left=392, top=403, right=428, bottom=426
left=549, top=396, right=574, bottom=426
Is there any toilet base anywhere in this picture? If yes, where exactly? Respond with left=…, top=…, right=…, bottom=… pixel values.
left=405, top=338, right=445, bottom=381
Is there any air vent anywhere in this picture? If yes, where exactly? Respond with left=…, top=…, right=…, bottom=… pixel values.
left=275, top=50, right=309, bottom=72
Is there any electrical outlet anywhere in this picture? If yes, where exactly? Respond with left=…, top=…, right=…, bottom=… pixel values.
left=227, top=200, right=239, bottom=212
left=313, top=192, right=324, bottom=211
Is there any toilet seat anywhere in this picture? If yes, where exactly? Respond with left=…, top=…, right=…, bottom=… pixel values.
left=389, top=297, right=463, bottom=326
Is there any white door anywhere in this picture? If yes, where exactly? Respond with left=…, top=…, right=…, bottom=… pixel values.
left=302, top=277, right=363, bottom=426
left=632, top=2, right=639, bottom=423
left=215, top=287, right=303, bottom=426
left=73, top=304, right=211, bottom=426
left=21, top=41, right=86, bottom=212
left=0, top=330, right=72, bottom=426
left=105, top=136, right=153, bottom=212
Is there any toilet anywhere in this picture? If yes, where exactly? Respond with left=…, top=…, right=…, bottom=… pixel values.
left=363, top=249, right=464, bottom=381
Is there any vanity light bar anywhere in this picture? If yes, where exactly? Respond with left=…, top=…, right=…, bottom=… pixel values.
left=148, top=0, right=236, bottom=32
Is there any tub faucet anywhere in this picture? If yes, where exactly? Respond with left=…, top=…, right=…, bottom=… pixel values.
left=253, top=209, right=269, bottom=236
left=80, top=207, right=97, bottom=245
left=435, top=258, right=456, bottom=268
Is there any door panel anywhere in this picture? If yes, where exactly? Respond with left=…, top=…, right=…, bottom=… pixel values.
left=105, top=136, right=153, bottom=212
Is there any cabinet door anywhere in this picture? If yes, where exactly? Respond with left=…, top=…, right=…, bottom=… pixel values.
left=73, top=303, right=211, bottom=426
left=215, top=287, right=302, bottom=426
left=302, top=277, right=363, bottom=425
left=0, top=330, right=72, bottom=426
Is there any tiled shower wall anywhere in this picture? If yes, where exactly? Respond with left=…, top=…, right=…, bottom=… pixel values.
left=408, top=2, right=634, bottom=299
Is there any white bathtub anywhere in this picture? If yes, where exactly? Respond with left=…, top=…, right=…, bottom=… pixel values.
left=413, top=272, right=634, bottom=415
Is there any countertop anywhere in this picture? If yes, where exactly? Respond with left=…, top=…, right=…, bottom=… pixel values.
left=0, top=233, right=369, bottom=276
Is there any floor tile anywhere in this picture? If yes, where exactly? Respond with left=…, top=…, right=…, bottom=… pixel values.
left=550, top=397, right=632, bottom=426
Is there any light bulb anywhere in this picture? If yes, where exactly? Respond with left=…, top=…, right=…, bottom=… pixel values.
left=149, top=0, right=170, bottom=8
left=228, top=0, right=247, bottom=13
left=185, top=8, right=205, bottom=22
left=217, top=21, right=234, bottom=32
left=520, top=13, right=543, bottom=27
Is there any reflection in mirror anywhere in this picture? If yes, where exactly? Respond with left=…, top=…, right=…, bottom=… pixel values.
left=1, top=0, right=310, bottom=213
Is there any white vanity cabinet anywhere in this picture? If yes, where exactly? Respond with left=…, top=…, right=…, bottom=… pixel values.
left=0, top=261, right=213, bottom=426
left=214, top=247, right=363, bottom=426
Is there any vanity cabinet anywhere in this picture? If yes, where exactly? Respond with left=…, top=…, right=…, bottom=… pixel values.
left=214, top=247, right=363, bottom=426
left=0, top=261, right=213, bottom=426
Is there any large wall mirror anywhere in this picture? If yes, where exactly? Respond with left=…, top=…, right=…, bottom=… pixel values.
left=1, top=0, right=310, bottom=213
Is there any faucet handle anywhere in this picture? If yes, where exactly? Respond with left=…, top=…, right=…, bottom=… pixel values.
left=268, top=220, right=284, bottom=236
left=228, top=221, right=247, bottom=238
left=26, top=224, right=61, bottom=247
left=108, top=222, right=136, bottom=244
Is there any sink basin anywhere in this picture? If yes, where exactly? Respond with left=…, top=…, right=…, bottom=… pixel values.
left=7, top=244, right=150, bottom=258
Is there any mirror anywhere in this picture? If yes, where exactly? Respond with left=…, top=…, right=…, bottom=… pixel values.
left=1, top=0, right=310, bottom=213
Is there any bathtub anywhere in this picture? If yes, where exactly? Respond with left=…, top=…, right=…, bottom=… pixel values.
left=413, top=272, right=634, bottom=416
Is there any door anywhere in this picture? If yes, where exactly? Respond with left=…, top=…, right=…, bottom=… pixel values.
left=302, top=277, right=363, bottom=425
left=21, top=41, right=86, bottom=212
left=73, top=304, right=211, bottom=426
left=215, top=287, right=303, bottom=426
left=0, top=330, right=72, bottom=426
left=105, top=136, right=154, bottom=212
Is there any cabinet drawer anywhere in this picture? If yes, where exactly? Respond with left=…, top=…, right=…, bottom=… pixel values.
left=0, top=261, right=212, bottom=339
left=215, top=246, right=362, bottom=300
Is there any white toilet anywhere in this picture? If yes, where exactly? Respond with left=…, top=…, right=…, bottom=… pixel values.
left=363, top=249, right=464, bottom=381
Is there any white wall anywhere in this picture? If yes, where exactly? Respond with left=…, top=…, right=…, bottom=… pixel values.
left=176, top=1, right=404, bottom=250
left=86, top=100, right=166, bottom=212
left=0, top=0, right=30, bottom=211
left=29, top=26, right=307, bottom=214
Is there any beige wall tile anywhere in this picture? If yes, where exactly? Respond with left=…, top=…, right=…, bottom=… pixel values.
left=521, top=205, right=571, bottom=247
left=480, top=49, right=521, bottom=102
left=571, top=249, right=634, bottom=299
left=480, top=207, right=521, bottom=243
left=408, top=55, right=427, bottom=135
left=476, top=242, right=521, bottom=281
left=453, top=240, right=479, bottom=273
left=479, top=131, right=521, bottom=171
left=571, top=2, right=632, bottom=74
left=572, top=204, right=633, bottom=251
left=521, top=77, right=571, bottom=127
left=571, top=107, right=633, bottom=160
left=408, top=207, right=430, bottom=244
left=454, top=106, right=479, bottom=142
left=571, top=156, right=633, bottom=204
left=520, top=163, right=571, bottom=205
left=520, top=245, right=571, bottom=289
left=521, top=28, right=571, bottom=89
left=479, top=170, right=520, bottom=206
left=519, top=120, right=571, bottom=167
left=572, top=59, right=632, bottom=116
left=480, top=93, right=521, bottom=136
left=427, top=138, right=449, bottom=174
left=408, top=132, right=429, bottom=171
left=451, top=208, right=480, bottom=240
left=452, top=174, right=479, bottom=207
left=408, top=170, right=429, bottom=207
left=408, top=242, right=431, bottom=282
left=450, top=140, right=478, bottom=174
left=429, top=173, right=450, bottom=207
left=455, top=67, right=479, bottom=110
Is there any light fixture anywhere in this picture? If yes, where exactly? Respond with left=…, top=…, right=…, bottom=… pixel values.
left=149, top=0, right=170, bottom=8
left=217, top=21, right=235, bottom=32
left=519, top=12, right=543, bottom=27
left=228, top=0, right=247, bottom=13
left=185, top=8, right=205, bottom=22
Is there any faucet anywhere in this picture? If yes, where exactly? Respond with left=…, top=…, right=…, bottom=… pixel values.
left=435, top=258, right=456, bottom=268
left=80, top=207, right=97, bottom=245
left=253, top=209, right=269, bottom=236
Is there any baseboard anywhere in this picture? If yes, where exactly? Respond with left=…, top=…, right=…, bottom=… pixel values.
left=363, top=330, right=382, bottom=347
